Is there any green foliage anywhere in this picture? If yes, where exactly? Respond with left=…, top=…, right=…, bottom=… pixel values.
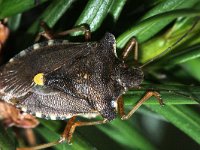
left=0, top=0, right=200, bottom=150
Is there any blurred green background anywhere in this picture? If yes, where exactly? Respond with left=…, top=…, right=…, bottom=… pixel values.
left=0, top=0, right=200, bottom=150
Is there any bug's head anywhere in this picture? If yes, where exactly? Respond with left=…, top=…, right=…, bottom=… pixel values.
left=117, top=65, right=144, bottom=90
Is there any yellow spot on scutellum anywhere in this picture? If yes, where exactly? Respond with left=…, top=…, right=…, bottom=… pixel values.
left=34, top=73, right=44, bottom=85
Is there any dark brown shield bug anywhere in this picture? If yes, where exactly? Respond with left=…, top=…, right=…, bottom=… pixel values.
left=0, top=20, right=197, bottom=149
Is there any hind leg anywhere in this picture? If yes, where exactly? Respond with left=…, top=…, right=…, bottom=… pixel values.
left=17, top=117, right=108, bottom=150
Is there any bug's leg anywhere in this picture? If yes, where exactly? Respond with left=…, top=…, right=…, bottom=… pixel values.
left=17, top=141, right=60, bottom=150
left=118, top=91, right=164, bottom=120
left=56, top=24, right=91, bottom=41
left=16, top=118, right=77, bottom=150
left=17, top=117, right=108, bottom=150
left=117, top=96, right=126, bottom=118
left=35, top=21, right=91, bottom=41
left=62, top=116, right=108, bottom=143
left=121, top=38, right=138, bottom=63
left=35, top=21, right=54, bottom=41
left=24, top=129, right=36, bottom=146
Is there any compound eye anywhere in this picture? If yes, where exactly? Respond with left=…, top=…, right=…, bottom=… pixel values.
left=33, top=73, right=44, bottom=85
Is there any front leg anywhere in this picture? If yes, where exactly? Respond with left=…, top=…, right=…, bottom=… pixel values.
left=121, top=38, right=138, bottom=63
left=118, top=91, right=164, bottom=120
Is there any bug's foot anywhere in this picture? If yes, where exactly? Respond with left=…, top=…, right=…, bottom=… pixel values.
left=66, top=137, right=73, bottom=145
left=158, top=96, right=165, bottom=106
left=58, top=136, right=66, bottom=143
left=121, top=115, right=129, bottom=120
left=60, top=134, right=73, bottom=145
left=160, top=102, right=165, bottom=107
left=152, top=91, right=165, bottom=106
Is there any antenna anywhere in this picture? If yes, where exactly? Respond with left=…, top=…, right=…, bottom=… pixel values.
left=140, top=18, right=199, bottom=68
left=137, top=84, right=200, bottom=103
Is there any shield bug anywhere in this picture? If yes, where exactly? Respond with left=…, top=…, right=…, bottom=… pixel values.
left=0, top=19, right=198, bottom=149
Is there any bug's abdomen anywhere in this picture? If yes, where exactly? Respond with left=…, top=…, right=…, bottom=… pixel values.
left=16, top=90, right=97, bottom=120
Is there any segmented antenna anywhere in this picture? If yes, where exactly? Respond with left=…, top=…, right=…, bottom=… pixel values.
left=140, top=18, right=199, bottom=68
left=137, top=85, right=199, bottom=103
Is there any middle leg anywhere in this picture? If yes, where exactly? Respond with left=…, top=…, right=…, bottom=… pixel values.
left=62, top=116, right=108, bottom=143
